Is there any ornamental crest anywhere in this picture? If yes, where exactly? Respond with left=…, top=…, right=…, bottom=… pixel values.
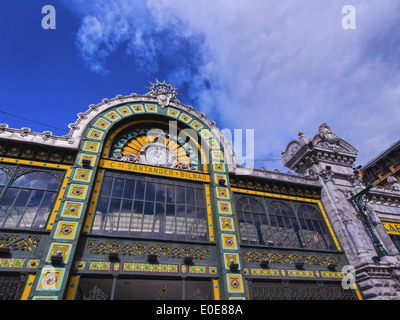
left=146, top=80, right=178, bottom=108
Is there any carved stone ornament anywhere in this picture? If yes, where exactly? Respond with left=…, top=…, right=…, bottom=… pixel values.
left=387, top=176, right=400, bottom=191
left=318, top=123, right=341, bottom=152
left=146, top=80, right=178, bottom=108
left=319, top=168, right=334, bottom=182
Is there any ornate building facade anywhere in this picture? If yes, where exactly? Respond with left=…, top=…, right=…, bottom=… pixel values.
left=0, top=81, right=398, bottom=300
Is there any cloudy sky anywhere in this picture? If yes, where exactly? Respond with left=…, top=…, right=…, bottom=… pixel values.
left=0, top=0, right=399, bottom=172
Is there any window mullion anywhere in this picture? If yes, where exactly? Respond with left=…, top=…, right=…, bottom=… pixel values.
left=139, top=180, right=147, bottom=238
left=115, top=177, right=126, bottom=234
left=30, top=189, right=48, bottom=229
left=104, top=177, right=115, bottom=235
left=128, top=179, right=136, bottom=237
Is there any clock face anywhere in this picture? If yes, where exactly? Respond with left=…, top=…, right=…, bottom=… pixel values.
left=145, top=145, right=171, bottom=165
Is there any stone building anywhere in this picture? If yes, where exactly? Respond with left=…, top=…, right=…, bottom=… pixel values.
left=0, top=81, right=398, bottom=300
left=283, top=124, right=400, bottom=299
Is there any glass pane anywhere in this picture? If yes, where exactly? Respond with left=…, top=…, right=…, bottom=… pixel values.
left=156, top=184, right=166, bottom=203
left=196, top=208, right=207, bottom=241
left=176, top=205, right=186, bottom=240
left=76, top=277, right=113, bottom=300
left=100, top=177, right=113, bottom=197
left=0, top=188, right=19, bottom=206
left=130, top=201, right=143, bottom=236
left=123, top=179, right=135, bottom=198
left=176, top=186, right=185, bottom=204
left=32, top=192, right=56, bottom=230
left=185, top=280, right=212, bottom=300
left=135, top=181, right=145, bottom=200
left=165, top=204, right=176, bottom=239
left=145, top=183, right=156, bottom=201
left=111, top=178, right=124, bottom=198
left=92, top=171, right=208, bottom=240
left=154, top=203, right=165, bottom=236
left=186, top=206, right=197, bottom=240
left=166, top=185, right=175, bottom=203
left=0, top=169, right=8, bottom=186
left=186, top=188, right=195, bottom=206
left=114, top=279, right=182, bottom=300
left=195, top=188, right=205, bottom=207
left=142, top=202, right=155, bottom=237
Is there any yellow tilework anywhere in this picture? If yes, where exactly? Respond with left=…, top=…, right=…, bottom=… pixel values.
left=205, top=185, right=214, bottom=242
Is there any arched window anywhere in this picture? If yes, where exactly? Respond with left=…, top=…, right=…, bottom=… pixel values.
left=236, top=197, right=272, bottom=245
left=0, top=172, right=60, bottom=230
left=268, top=201, right=304, bottom=248
left=297, top=205, right=332, bottom=250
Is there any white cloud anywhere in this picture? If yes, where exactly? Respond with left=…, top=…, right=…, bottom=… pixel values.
left=70, top=0, right=400, bottom=171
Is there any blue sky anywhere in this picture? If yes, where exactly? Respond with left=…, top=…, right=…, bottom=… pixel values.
left=0, top=0, right=399, bottom=172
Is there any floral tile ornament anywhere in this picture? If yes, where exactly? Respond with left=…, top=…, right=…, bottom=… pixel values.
left=221, top=234, right=238, bottom=250
left=36, top=267, right=65, bottom=291
left=226, top=274, right=244, bottom=293
left=54, top=221, right=79, bottom=239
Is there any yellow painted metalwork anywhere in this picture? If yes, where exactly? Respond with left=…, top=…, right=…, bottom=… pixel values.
left=353, top=283, right=363, bottom=300
left=205, top=185, right=214, bottom=242
left=212, top=279, right=220, bottom=300
left=20, top=274, right=35, bottom=300
left=383, top=221, right=400, bottom=235
left=65, top=275, right=80, bottom=300
left=231, top=187, right=319, bottom=202
left=83, top=169, right=104, bottom=233
left=316, top=201, right=342, bottom=251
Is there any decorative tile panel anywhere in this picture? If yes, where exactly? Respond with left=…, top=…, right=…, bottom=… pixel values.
left=131, top=104, right=144, bottom=113
left=221, top=234, right=238, bottom=250
left=87, top=128, right=104, bottom=140
left=116, top=106, right=133, bottom=116
left=226, top=274, right=244, bottom=293
left=123, top=263, right=178, bottom=274
left=72, top=168, right=92, bottom=182
left=223, top=253, right=240, bottom=269
left=93, top=118, right=111, bottom=131
left=219, top=217, right=234, bottom=231
left=190, top=120, right=203, bottom=130
left=60, top=201, right=83, bottom=219
left=83, top=141, right=100, bottom=153
left=36, top=267, right=65, bottom=291
left=179, top=113, right=192, bottom=123
left=54, top=221, right=79, bottom=240
left=167, top=108, right=180, bottom=118
left=67, top=184, right=88, bottom=199
left=145, top=104, right=157, bottom=112
left=104, top=111, right=121, bottom=122
left=216, top=187, right=230, bottom=199
left=218, top=201, right=232, bottom=214
left=0, top=258, right=24, bottom=269
left=46, top=243, right=73, bottom=264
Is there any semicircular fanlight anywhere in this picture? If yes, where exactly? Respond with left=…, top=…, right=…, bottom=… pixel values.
left=110, top=127, right=200, bottom=171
